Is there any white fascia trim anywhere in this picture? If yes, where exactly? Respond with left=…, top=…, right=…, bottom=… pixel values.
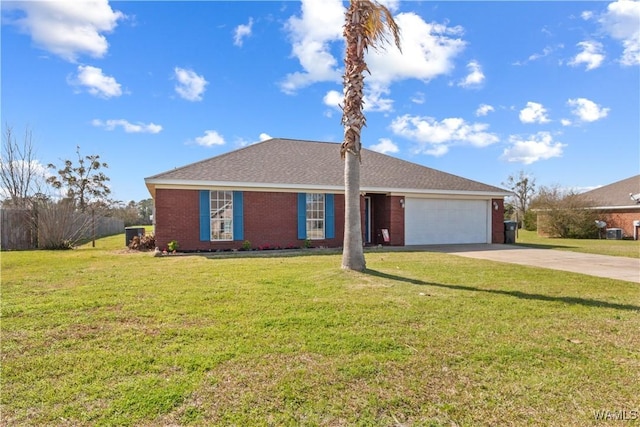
left=586, top=205, right=640, bottom=210
left=386, top=188, right=510, bottom=198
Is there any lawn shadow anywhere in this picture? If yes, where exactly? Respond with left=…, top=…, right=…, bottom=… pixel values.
left=366, top=269, right=640, bottom=312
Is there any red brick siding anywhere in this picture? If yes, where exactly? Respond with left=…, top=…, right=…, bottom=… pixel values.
left=155, top=189, right=200, bottom=251
left=243, top=192, right=345, bottom=249
left=155, top=189, right=346, bottom=251
left=491, top=198, right=505, bottom=243
left=389, top=196, right=405, bottom=246
left=155, top=188, right=501, bottom=249
left=598, top=209, right=640, bottom=239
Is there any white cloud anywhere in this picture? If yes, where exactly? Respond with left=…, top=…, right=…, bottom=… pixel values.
left=369, top=138, right=399, bottom=154
left=475, top=103, right=495, bottom=117
left=581, top=10, right=594, bottom=20
left=362, top=13, right=466, bottom=112
left=569, top=40, right=605, bottom=70
left=458, top=60, right=485, bottom=88
left=194, top=130, right=225, bottom=147
left=529, top=45, right=560, bottom=61
left=280, top=0, right=344, bottom=94
left=236, top=133, right=271, bottom=147
left=561, top=118, right=572, bottom=126
left=502, top=132, right=565, bottom=164
left=3, top=0, right=124, bottom=62
left=69, top=65, right=122, bottom=98
left=391, top=114, right=499, bottom=156
left=233, top=18, right=253, bottom=47
left=376, top=0, right=401, bottom=12
left=519, top=102, right=550, bottom=124
left=567, top=97, right=610, bottom=122
left=174, top=67, right=208, bottom=101
left=365, top=13, right=466, bottom=87
left=362, top=84, right=395, bottom=112
left=281, top=3, right=467, bottom=100
left=599, top=0, right=640, bottom=66
left=323, top=86, right=394, bottom=112
left=92, top=119, right=162, bottom=133
left=513, top=44, right=564, bottom=66
left=411, top=92, right=425, bottom=104
left=323, top=90, right=342, bottom=109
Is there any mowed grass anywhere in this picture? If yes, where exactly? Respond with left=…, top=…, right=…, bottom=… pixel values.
left=516, top=229, right=640, bottom=258
left=2, top=235, right=639, bottom=426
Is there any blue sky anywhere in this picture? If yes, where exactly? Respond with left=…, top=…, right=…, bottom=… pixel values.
left=2, top=0, right=638, bottom=203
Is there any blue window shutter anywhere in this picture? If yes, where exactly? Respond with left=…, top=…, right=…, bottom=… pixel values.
left=199, top=190, right=210, bottom=241
left=233, top=191, right=244, bottom=241
left=297, top=193, right=307, bottom=240
left=325, top=193, right=335, bottom=239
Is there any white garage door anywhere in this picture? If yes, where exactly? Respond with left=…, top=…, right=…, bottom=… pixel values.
left=405, top=198, right=489, bottom=245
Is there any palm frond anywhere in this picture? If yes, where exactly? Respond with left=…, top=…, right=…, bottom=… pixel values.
left=360, top=0, right=401, bottom=53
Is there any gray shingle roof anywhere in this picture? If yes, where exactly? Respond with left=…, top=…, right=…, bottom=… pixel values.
left=579, top=175, right=640, bottom=208
left=145, top=138, right=507, bottom=195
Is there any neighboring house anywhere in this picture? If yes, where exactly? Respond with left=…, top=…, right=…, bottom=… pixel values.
left=144, top=138, right=510, bottom=251
left=579, top=174, right=640, bottom=239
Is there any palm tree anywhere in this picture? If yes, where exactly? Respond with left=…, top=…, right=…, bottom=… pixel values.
left=341, top=0, right=401, bottom=271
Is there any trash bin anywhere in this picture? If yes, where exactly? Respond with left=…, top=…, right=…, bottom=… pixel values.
left=504, top=221, right=517, bottom=244
left=125, top=227, right=145, bottom=247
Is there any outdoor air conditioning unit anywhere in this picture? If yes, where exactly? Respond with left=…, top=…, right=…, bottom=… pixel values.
left=606, top=228, right=623, bottom=240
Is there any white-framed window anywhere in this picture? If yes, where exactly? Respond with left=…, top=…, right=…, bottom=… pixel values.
left=211, top=190, right=233, bottom=240
left=306, top=193, right=325, bottom=239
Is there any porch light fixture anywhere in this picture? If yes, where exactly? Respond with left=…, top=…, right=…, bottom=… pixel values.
left=400, top=198, right=405, bottom=208
left=493, top=201, right=499, bottom=210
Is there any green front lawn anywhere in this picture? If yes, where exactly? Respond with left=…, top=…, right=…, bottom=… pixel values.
left=2, top=237, right=639, bottom=426
left=516, top=229, right=640, bottom=258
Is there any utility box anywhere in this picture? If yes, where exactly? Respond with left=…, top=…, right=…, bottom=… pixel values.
left=605, top=228, right=623, bottom=240
left=125, top=227, right=145, bottom=247
left=504, top=221, right=517, bottom=244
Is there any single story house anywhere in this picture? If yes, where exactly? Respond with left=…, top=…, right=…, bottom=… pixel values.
left=579, top=174, right=640, bottom=239
left=144, top=138, right=510, bottom=251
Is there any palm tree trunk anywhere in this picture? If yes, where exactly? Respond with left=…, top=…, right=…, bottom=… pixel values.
left=341, top=0, right=367, bottom=271
left=342, top=142, right=365, bottom=271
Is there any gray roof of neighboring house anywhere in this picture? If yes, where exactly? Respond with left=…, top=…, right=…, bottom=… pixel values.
left=145, top=138, right=508, bottom=196
left=579, top=174, right=640, bottom=208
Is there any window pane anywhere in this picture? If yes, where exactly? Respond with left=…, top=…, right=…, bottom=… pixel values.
left=210, top=191, right=233, bottom=241
left=306, top=193, right=324, bottom=240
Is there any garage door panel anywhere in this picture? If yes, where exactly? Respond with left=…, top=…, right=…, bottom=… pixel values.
left=405, top=199, right=488, bottom=245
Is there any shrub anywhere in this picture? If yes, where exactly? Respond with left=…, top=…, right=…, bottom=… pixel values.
left=523, top=210, right=537, bottom=231
left=532, top=186, right=598, bottom=239
left=167, top=240, right=179, bottom=252
left=128, top=234, right=156, bottom=251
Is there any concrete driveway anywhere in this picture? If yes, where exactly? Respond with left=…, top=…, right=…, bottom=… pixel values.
left=423, top=244, right=640, bottom=283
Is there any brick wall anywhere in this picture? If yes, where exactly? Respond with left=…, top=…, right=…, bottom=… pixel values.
left=389, top=196, right=405, bottom=246
left=491, top=198, right=505, bottom=243
left=598, top=209, right=640, bottom=239
left=155, top=188, right=504, bottom=250
left=155, top=189, right=200, bottom=251
left=154, top=189, right=346, bottom=251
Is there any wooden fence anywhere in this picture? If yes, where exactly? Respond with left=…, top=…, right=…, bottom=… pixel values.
left=1, top=208, right=124, bottom=250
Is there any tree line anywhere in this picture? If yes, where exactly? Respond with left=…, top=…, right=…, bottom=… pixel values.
left=1, top=124, right=152, bottom=249
left=502, top=171, right=600, bottom=239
